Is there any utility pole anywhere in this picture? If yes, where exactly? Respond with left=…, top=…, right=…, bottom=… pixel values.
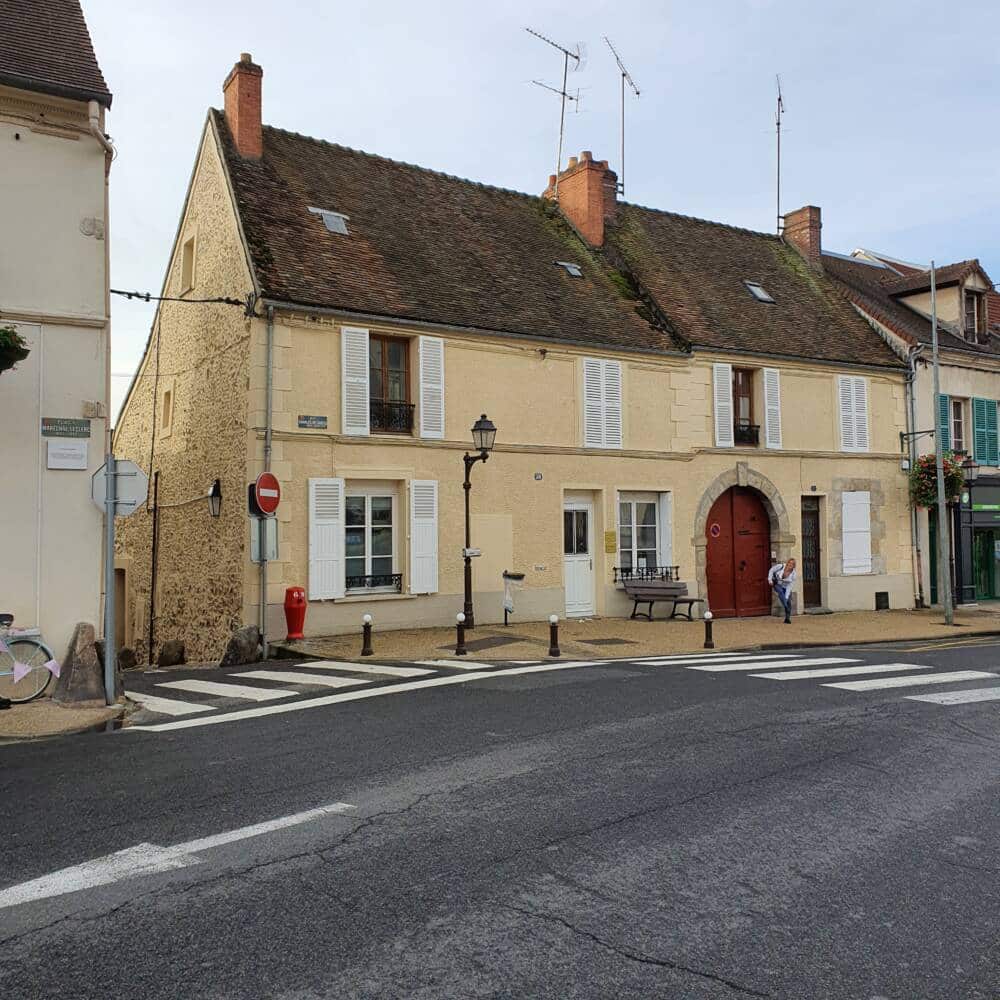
left=930, top=262, right=954, bottom=625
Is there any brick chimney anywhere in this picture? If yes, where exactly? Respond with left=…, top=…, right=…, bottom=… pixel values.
left=223, top=53, right=263, bottom=159
left=783, top=205, right=822, bottom=269
left=542, top=151, right=618, bottom=247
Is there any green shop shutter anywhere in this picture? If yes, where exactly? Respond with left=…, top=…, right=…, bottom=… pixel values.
left=938, top=394, right=950, bottom=451
left=973, top=398, right=999, bottom=466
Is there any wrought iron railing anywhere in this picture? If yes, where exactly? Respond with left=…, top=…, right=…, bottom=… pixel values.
left=345, top=573, right=403, bottom=593
left=613, top=565, right=680, bottom=584
left=370, top=399, right=415, bottom=433
left=734, top=420, right=760, bottom=446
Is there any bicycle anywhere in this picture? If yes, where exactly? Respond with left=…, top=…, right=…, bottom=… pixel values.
left=0, top=613, right=57, bottom=703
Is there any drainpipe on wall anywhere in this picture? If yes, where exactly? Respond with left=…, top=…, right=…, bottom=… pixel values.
left=906, top=344, right=925, bottom=608
left=259, top=305, right=274, bottom=655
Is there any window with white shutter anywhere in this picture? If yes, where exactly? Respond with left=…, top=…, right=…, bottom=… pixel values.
left=418, top=336, right=445, bottom=439
left=763, top=367, right=782, bottom=449
left=341, top=327, right=370, bottom=436
left=308, top=478, right=345, bottom=599
left=582, top=359, right=623, bottom=448
left=842, top=490, right=872, bottom=575
left=713, top=363, right=734, bottom=447
left=409, top=480, right=439, bottom=594
left=838, top=375, right=869, bottom=452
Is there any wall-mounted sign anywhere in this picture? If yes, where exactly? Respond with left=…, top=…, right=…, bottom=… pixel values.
left=534, top=473, right=543, bottom=481
left=41, top=417, right=91, bottom=438
left=251, top=516, right=278, bottom=563
left=604, top=530, right=617, bottom=554
left=297, top=415, right=328, bottom=429
left=709, top=522, right=722, bottom=538
left=47, top=440, right=88, bottom=470
left=462, top=547, right=482, bottom=558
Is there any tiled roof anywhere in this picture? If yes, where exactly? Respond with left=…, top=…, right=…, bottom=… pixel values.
left=0, top=0, right=111, bottom=106
left=885, top=259, right=984, bottom=296
left=823, top=253, right=1000, bottom=357
left=213, top=111, right=677, bottom=355
left=606, top=206, right=902, bottom=368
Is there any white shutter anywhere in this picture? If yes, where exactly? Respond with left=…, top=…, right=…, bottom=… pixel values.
left=583, top=358, right=605, bottom=447
left=341, top=326, right=370, bottom=436
left=603, top=361, right=623, bottom=449
left=852, top=377, right=869, bottom=451
left=657, top=492, right=673, bottom=569
left=842, top=490, right=872, bottom=575
left=838, top=376, right=856, bottom=451
left=713, top=363, right=734, bottom=447
left=763, top=367, right=782, bottom=449
left=308, top=478, right=345, bottom=599
left=409, top=480, right=439, bottom=594
left=418, top=336, right=445, bottom=439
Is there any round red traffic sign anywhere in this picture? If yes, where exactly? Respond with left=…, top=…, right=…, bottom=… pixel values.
left=254, top=472, right=281, bottom=516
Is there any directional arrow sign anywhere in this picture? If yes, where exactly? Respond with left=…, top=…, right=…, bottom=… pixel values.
left=91, top=459, right=149, bottom=517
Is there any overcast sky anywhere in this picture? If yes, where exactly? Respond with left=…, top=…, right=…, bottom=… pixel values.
left=84, top=0, right=1000, bottom=419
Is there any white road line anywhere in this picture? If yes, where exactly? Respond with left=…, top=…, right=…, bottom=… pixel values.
left=906, top=686, right=1000, bottom=705
left=750, top=662, right=937, bottom=681
left=130, top=661, right=602, bottom=733
left=630, top=652, right=799, bottom=663
left=414, top=659, right=499, bottom=671
left=824, top=670, right=997, bottom=692
left=234, top=670, right=368, bottom=690
left=303, top=660, right=434, bottom=678
left=688, top=657, right=859, bottom=672
left=127, top=691, right=214, bottom=717
left=0, top=801, right=355, bottom=911
left=157, top=679, right=297, bottom=701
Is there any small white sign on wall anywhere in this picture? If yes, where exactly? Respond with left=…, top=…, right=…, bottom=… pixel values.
left=47, top=439, right=88, bottom=470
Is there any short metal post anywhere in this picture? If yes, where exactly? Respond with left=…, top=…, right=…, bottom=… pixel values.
left=455, top=613, right=467, bottom=656
left=361, top=614, right=374, bottom=657
left=548, top=614, right=561, bottom=658
left=103, top=453, right=117, bottom=704
left=703, top=610, right=714, bottom=650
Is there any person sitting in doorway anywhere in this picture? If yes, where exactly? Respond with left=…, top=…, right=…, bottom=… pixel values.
left=768, top=557, right=797, bottom=624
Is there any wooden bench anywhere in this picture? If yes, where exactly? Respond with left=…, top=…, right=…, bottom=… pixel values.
left=622, top=579, right=705, bottom=621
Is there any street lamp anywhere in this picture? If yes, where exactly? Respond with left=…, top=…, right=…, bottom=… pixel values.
left=462, top=414, right=497, bottom=627
left=962, top=455, right=980, bottom=487
left=207, top=478, right=223, bottom=518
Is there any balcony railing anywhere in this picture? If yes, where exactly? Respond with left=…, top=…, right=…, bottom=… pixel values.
left=370, top=399, right=415, bottom=433
left=734, top=420, right=760, bottom=446
left=346, top=572, right=403, bottom=593
left=613, top=565, right=680, bottom=584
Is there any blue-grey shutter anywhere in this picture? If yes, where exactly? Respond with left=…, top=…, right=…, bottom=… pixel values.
left=973, top=398, right=990, bottom=464
left=987, top=402, right=999, bottom=466
left=938, top=394, right=950, bottom=451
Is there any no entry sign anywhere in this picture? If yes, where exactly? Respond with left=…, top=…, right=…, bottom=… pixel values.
left=252, top=472, right=281, bottom=516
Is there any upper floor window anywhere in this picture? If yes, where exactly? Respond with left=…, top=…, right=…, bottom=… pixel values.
left=160, top=385, right=174, bottom=438
left=582, top=358, right=623, bottom=449
left=369, top=334, right=413, bottom=433
left=837, top=375, right=870, bottom=452
left=952, top=398, right=966, bottom=454
left=180, top=236, right=196, bottom=294
left=732, top=368, right=758, bottom=445
left=965, top=291, right=986, bottom=343
left=713, top=363, right=781, bottom=449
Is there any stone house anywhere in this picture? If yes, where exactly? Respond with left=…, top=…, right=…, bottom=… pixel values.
left=113, top=54, right=913, bottom=662
left=826, top=249, right=1000, bottom=606
left=0, top=0, right=113, bottom=658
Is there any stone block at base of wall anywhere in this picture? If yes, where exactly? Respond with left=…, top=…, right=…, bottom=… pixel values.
left=53, top=623, right=107, bottom=708
left=220, top=625, right=261, bottom=667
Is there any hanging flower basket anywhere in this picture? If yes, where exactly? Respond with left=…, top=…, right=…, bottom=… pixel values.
left=0, top=325, right=30, bottom=374
left=909, top=452, right=965, bottom=508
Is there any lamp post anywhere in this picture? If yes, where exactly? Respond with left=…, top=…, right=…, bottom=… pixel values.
left=961, top=456, right=980, bottom=605
left=462, top=414, right=497, bottom=628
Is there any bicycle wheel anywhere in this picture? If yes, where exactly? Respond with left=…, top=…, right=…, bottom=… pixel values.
left=0, top=637, right=54, bottom=703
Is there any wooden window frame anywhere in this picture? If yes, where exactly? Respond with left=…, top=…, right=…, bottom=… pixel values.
left=369, top=334, right=411, bottom=405
left=951, top=398, right=966, bottom=455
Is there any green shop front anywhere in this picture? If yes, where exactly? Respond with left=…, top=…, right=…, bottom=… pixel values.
left=936, top=477, right=1000, bottom=604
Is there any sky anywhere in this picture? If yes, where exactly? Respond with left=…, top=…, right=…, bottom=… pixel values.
left=83, top=0, right=1000, bottom=420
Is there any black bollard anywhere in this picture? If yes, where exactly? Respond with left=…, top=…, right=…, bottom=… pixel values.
left=548, top=614, right=561, bottom=658
left=703, top=611, right=715, bottom=650
left=455, top=613, right=468, bottom=656
left=361, top=614, right=374, bottom=657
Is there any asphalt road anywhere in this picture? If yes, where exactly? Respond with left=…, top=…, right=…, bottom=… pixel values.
left=2, top=637, right=1000, bottom=999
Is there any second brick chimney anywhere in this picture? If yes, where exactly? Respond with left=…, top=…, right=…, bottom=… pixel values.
left=783, top=205, right=822, bottom=269
left=543, top=151, right=618, bottom=247
left=223, top=53, right=263, bottom=159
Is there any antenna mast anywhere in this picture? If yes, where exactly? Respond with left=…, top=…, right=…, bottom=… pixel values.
left=604, top=37, right=639, bottom=197
left=775, top=74, right=785, bottom=234
left=526, top=26, right=582, bottom=201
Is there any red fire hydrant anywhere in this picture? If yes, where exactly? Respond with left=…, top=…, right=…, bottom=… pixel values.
left=284, top=586, right=306, bottom=640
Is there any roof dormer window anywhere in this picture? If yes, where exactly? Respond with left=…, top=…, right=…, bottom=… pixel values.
left=744, top=280, right=775, bottom=304
left=965, top=290, right=985, bottom=343
left=555, top=261, right=583, bottom=278
left=308, top=207, right=349, bottom=235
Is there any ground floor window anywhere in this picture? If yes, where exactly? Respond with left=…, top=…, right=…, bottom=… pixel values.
left=345, top=486, right=399, bottom=592
left=616, top=492, right=673, bottom=581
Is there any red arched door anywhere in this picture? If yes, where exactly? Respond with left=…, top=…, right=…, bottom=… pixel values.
left=705, top=487, right=772, bottom=617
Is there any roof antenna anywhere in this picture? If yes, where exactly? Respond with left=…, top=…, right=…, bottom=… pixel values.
left=604, top=37, right=640, bottom=198
left=775, top=74, right=785, bottom=234
left=526, top=27, right=584, bottom=202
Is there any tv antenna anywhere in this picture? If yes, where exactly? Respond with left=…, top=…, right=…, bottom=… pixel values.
left=526, top=26, right=584, bottom=202
left=775, top=74, right=785, bottom=234
left=604, top=37, right=640, bottom=197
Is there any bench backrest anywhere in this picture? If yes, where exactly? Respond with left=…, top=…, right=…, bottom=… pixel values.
left=623, top=579, right=688, bottom=598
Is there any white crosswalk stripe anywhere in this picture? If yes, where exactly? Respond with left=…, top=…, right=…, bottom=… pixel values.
left=750, top=663, right=937, bottom=681
left=415, top=659, right=500, bottom=671
left=128, top=691, right=215, bottom=717
left=631, top=652, right=799, bottom=664
left=907, top=686, right=1000, bottom=705
left=157, top=679, right=298, bottom=701
left=688, top=657, right=859, bottom=672
left=304, top=660, right=434, bottom=678
left=234, top=670, right=369, bottom=690
left=823, top=670, right=997, bottom=692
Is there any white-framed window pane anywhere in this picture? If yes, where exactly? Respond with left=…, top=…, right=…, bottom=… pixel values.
left=371, top=556, right=393, bottom=577
left=372, top=526, right=392, bottom=556
left=345, top=526, right=365, bottom=558
left=371, top=496, right=392, bottom=524
left=636, top=502, right=657, bottom=526
left=636, top=549, right=656, bottom=569
left=637, top=526, right=657, bottom=549
left=620, top=549, right=633, bottom=569
left=345, top=490, right=397, bottom=588
left=345, top=557, right=365, bottom=579
left=345, top=496, right=365, bottom=526
left=618, top=495, right=660, bottom=572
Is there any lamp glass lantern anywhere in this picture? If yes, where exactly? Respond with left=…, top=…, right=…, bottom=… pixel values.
left=471, top=414, right=497, bottom=454
left=962, top=456, right=980, bottom=486
left=207, top=478, right=223, bottom=518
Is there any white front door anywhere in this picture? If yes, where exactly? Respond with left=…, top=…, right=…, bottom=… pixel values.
left=563, top=501, right=595, bottom=617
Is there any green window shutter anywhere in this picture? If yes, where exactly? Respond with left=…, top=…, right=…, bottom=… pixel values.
left=973, top=398, right=989, bottom=463
left=938, top=394, right=950, bottom=451
left=987, top=401, right=999, bottom=466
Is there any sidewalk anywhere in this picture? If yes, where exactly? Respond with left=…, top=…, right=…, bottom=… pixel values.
left=0, top=700, right=124, bottom=742
left=276, top=607, right=1000, bottom=663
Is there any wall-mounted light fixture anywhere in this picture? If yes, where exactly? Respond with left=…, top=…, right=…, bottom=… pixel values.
left=207, top=478, right=223, bottom=518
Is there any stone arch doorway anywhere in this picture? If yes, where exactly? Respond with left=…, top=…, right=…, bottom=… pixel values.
left=705, top=488, right=772, bottom=617
left=694, top=463, right=795, bottom=616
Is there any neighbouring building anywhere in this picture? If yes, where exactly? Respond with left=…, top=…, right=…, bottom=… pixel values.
left=826, top=249, right=1000, bottom=606
left=0, top=0, right=113, bottom=658
left=113, top=54, right=913, bottom=662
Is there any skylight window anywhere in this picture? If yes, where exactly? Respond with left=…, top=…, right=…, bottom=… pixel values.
left=555, top=261, right=583, bottom=278
left=744, top=280, right=775, bottom=304
left=308, top=207, right=349, bottom=235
